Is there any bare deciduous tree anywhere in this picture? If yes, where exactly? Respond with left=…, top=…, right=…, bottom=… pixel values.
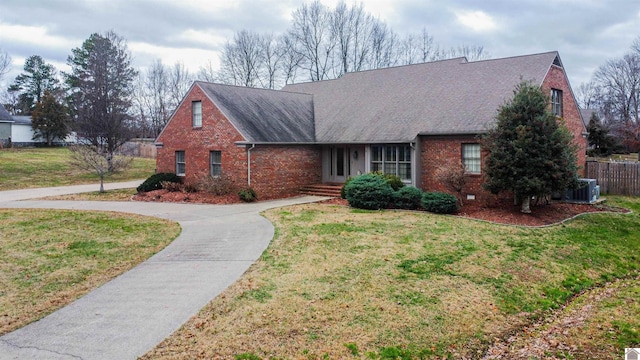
left=69, top=144, right=133, bottom=192
left=0, top=49, right=11, bottom=82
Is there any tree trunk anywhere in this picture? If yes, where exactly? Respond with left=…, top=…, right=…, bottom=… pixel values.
left=521, top=196, right=531, bottom=213
left=99, top=174, right=105, bottom=193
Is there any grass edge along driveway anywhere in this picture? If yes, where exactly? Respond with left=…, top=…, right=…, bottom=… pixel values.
left=0, top=208, right=181, bottom=335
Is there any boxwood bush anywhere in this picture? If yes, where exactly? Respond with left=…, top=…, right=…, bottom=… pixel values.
left=238, top=188, right=258, bottom=202
left=393, top=186, right=424, bottom=210
left=371, top=171, right=405, bottom=191
left=421, top=191, right=459, bottom=214
left=137, top=173, right=182, bottom=193
left=344, top=173, right=394, bottom=210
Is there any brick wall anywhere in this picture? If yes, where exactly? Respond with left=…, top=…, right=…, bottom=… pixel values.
left=250, top=145, right=322, bottom=199
left=156, top=84, right=322, bottom=199
left=419, top=135, right=490, bottom=202
left=542, top=65, right=588, bottom=176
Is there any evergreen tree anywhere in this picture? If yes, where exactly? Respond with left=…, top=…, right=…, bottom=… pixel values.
left=65, top=31, right=137, bottom=192
left=31, top=91, right=70, bottom=146
left=482, top=82, right=579, bottom=213
left=586, top=112, right=618, bottom=156
left=7, top=55, right=59, bottom=114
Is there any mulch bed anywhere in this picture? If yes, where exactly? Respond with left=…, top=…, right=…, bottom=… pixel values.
left=318, top=197, right=627, bottom=227
left=133, top=190, right=628, bottom=227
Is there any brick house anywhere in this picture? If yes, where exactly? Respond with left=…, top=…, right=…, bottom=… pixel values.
left=155, top=51, right=587, bottom=200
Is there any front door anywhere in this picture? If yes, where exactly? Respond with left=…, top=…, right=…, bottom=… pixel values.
left=328, top=146, right=347, bottom=183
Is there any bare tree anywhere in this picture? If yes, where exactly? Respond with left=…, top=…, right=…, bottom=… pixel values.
left=369, top=22, right=398, bottom=69
left=0, top=49, right=11, bottom=82
left=218, top=30, right=264, bottom=87
left=289, top=0, right=336, bottom=81
left=197, top=60, right=218, bottom=82
left=595, top=53, right=640, bottom=124
left=168, top=61, right=193, bottom=106
left=279, top=33, right=304, bottom=84
left=259, top=33, right=283, bottom=89
left=69, top=144, right=133, bottom=192
left=135, top=59, right=170, bottom=138
left=577, top=80, right=601, bottom=110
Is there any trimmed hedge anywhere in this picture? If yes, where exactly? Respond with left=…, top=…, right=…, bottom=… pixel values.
left=137, top=173, right=182, bottom=193
left=421, top=192, right=459, bottom=214
left=344, top=173, right=394, bottom=210
left=393, top=186, right=423, bottom=210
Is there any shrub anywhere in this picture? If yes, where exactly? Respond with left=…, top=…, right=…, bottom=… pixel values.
left=421, top=192, right=459, bottom=214
left=238, top=188, right=258, bottom=202
left=371, top=171, right=405, bottom=191
left=344, top=173, right=394, bottom=210
left=196, top=175, right=237, bottom=196
left=393, top=186, right=423, bottom=210
left=137, top=173, right=182, bottom=193
left=161, top=181, right=183, bottom=192
left=340, top=177, right=353, bottom=199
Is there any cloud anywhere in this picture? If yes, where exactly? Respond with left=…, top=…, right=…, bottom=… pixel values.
left=455, top=10, right=498, bottom=32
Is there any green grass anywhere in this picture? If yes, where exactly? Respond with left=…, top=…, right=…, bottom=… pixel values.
left=142, top=196, right=640, bottom=359
left=0, top=208, right=181, bottom=335
left=0, top=147, right=155, bottom=190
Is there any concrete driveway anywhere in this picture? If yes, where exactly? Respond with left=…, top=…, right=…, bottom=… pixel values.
left=0, top=182, right=328, bottom=359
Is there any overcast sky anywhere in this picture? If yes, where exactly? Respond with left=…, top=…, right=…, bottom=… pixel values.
left=1, top=0, right=639, bottom=91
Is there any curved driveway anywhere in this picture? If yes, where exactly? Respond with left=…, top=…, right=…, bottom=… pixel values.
left=0, top=181, right=328, bottom=359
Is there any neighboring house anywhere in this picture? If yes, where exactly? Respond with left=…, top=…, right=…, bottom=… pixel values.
left=0, top=106, right=13, bottom=147
left=155, top=51, right=587, bottom=200
left=0, top=106, right=76, bottom=147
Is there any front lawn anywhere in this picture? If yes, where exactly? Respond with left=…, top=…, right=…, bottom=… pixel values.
left=0, top=147, right=155, bottom=191
left=145, top=196, right=639, bottom=359
left=0, top=209, right=181, bottom=335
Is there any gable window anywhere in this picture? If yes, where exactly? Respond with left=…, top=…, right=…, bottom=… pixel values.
left=175, top=151, right=185, bottom=176
left=371, top=144, right=412, bottom=181
left=462, top=144, right=481, bottom=174
left=210, top=150, right=222, bottom=177
left=192, top=101, right=202, bottom=127
left=551, top=89, right=562, bottom=117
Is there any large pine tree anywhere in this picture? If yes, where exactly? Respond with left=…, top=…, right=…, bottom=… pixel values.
left=482, top=81, right=579, bottom=213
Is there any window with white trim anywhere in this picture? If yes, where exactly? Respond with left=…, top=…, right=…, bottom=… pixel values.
left=175, top=151, right=185, bottom=176
left=210, top=150, right=221, bottom=177
left=551, top=89, right=562, bottom=117
left=371, top=144, right=412, bottom=181
left=192, top=101, right=202, bottom=127
left=462, top=144, right=481, bottom=174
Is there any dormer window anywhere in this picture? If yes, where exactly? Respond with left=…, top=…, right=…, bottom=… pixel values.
left=551, top=89, right=562, bottom=117
left=192, top=101, right=202, bottom=127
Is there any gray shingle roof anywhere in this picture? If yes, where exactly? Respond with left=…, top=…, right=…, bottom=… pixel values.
left=12, top=116, right=32, bottom=125
left=284, top=51, right=560, bottom=142
left=197, top=82, right=315, bottom=143
left=0, top=106, right=12, bottom=122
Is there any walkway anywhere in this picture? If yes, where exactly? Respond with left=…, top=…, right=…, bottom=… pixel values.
left=0, top=182, right=328, bottom=359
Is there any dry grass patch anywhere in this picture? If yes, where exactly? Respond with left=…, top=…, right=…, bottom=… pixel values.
left=0, top=209, right=180, bottom=335
left=0, top=147, right=154, bottom=191
left=37, top=188, right=137, bottom=201
left=145, top=199, right=639, bottom=359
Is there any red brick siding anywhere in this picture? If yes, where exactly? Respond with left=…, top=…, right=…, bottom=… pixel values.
left=542, top=65, right=588, bottom=176
left=249, top=145, right=322, bottom=199
left=420, top=135, right=490, bottom=202
left=156, top=84, right=322, bottom=199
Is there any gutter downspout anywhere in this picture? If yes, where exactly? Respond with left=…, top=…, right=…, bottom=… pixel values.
left=247, top=144, right=255, bottom=187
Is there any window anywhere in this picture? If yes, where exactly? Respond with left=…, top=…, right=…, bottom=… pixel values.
left=192, top=101, right=202, bottom=127
left=462, top=144, right=481, bottom=174
left=551, top=89, right=562, bottom=117
left=175, top=151, right=185, bottom=176
left=210, top=150, right=221, bottom=177
left=370, top=145, right=412, bottom=181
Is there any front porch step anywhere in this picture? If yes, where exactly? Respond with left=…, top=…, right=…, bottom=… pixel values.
left=300, top=183, right=343, bottom=197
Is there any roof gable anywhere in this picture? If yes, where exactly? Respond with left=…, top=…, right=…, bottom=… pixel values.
left=197, top=82, right=315, bottom=143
